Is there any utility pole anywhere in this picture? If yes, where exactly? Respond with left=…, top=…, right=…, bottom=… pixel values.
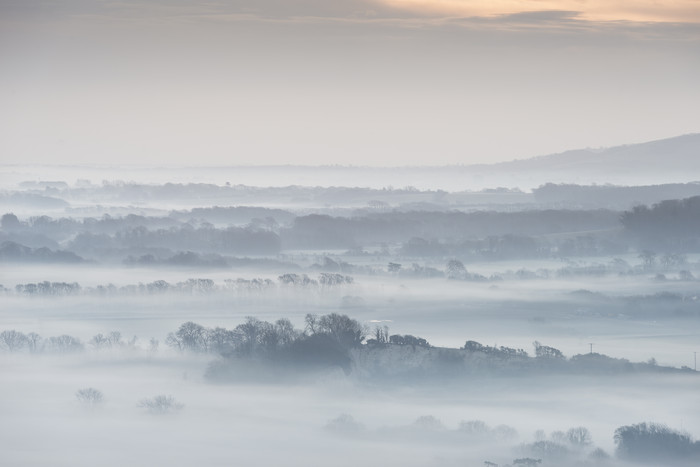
left=589, top=343, right=594, bottom=354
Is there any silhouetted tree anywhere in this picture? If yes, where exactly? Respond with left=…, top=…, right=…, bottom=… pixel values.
left=166, top=322, right=207, bottom=352
left=317, top=313, right=367, bottom=348
left=446, top=259, right=467, bottom=280
left=533, top=341, right=564, bottom=359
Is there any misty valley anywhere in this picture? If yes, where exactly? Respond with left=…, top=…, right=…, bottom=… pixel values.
left=2, top=167, right=700, bottom=467
left=3, top=0, right=700, bottom=462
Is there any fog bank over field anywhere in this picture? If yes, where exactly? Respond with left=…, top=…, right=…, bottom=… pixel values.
left=3, top=141, right=700, bottom=465
left=3, top=0, right=699, bottom=460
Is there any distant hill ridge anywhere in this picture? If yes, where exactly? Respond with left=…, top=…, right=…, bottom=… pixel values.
left=487, top=133, right=700, bottom=173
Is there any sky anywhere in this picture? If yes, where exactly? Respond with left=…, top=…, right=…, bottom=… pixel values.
left=1, top=0, right=699, bottom=166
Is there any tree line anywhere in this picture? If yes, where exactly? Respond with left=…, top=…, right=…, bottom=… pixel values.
left=5, top=314, right=693, bottom=380
left=6, top=274, right=355, bottom=296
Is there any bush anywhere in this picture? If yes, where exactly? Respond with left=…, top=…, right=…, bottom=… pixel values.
left=137, top=395, right=184, bottom=414
left=325, top=414, right=365, bottom=434
left=76, top=387, right=103, bottom=405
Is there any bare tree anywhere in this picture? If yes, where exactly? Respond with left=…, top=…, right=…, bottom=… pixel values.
left=90, top=333, right=110, bottom=349
left=304, top=313, right=318, bottom=334
left=167, top=322, right=207, bottom=352
left=206, top=327, right=238, bottom=354
left=0, top=330, right=28, bottom=352
left=44, top=335, right=83, bottom=353
left=373, top=325, right=389, bottom=344
left=26, top=332, right=42, bottom=353
left=317, top=313, right=367, bottom=348
left=274, top=318, right=300, bottom=346
left=234, top=317, right=266, bottom=355
left=107, top=331, right=123, bottom=347
left=566, top=426, right=592, bottom=447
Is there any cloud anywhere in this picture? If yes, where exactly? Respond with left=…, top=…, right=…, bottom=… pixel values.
left=381, top=0, right=700, bottom=24
left=4, top=0, right=699, bottom=25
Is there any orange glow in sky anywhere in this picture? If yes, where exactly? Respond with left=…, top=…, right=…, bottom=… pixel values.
left=382, top=0, right=700, bottom=23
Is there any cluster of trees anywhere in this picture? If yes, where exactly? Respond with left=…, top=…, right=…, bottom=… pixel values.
left=387, top=334, right=429, bottom=347
left=492, top=422, right=700, bottom=467
left=14, top=281, right=82, bottom=296
left=325, top=414, right=618, bottom=466
left=278, top=273, right=354, bottom=287
left=325, top=413, right=520, bottom=442
left=167, top=313, right=366, bottom=364
left=516, top=427, right=597, bottom=464
left=166, top=318, right=298, bottom=356
left=165, top=316, right=435, bottom=361
left=463, top=341, right=529, bottom=359
left=358, top=337, right=695, bottom=380
left=199, top=314, right=370, bottom=380
left=614, top=422, right=700, bottom=463
left=329, top=419, right=698, bottom=466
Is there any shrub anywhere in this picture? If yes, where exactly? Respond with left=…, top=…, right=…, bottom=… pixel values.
left=137, top=395, right=184, bottom=414
left=76, top=387, right=104, bottom=405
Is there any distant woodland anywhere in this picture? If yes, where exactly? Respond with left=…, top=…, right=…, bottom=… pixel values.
left=3, top=193, right=700, bottom=267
